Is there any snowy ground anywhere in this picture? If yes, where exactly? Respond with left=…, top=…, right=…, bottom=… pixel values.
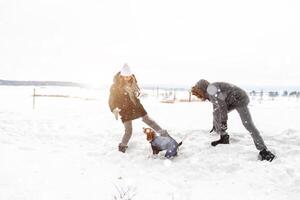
left=1, top=86, right=300, bottom=200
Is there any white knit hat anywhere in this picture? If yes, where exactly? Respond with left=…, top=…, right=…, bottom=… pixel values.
left=120, top=63, right=132, bottom=76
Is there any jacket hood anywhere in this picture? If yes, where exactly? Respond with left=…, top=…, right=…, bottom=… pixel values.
left=194, top=79, right=210, bottom=93
left=112, top=72, right=138, bottom=86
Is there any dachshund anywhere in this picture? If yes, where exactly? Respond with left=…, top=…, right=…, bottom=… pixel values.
left=143, top=127, right=182, bottom=158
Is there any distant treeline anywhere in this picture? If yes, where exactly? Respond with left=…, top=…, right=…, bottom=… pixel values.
left=0, top=79, right=87, bottom=88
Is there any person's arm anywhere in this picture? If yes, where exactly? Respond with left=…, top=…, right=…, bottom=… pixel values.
left=212, top=99, right=228, bottom=133
left=109, top=85, right=121, bottom=120
left=109, top=85, right=120, bottom=112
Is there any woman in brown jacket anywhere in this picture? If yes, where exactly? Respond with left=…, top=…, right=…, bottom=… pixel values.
left=109, top=64, right=168, bottom=153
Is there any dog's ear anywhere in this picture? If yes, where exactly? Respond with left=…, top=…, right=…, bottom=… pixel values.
left=143, top=127, right=147, bottom=133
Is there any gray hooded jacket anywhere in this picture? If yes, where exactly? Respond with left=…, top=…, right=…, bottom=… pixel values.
left=195, top=79, right=249, bottom=128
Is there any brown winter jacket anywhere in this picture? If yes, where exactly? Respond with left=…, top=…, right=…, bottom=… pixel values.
left=108, top=72, right=147, bottom=122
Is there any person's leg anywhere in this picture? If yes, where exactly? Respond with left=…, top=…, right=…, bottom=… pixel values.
left=236, top=106, right=267, bottom=151
left=142, top=115, right=169, bottom=136
left=213, top=119, right=228, bottom=136
left=119, top=120, right=133, bottom=152
left=211, top=113, right=230, bottom=146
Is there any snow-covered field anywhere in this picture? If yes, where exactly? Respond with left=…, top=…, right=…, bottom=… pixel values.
left=1, top=86, right=300, bottom=200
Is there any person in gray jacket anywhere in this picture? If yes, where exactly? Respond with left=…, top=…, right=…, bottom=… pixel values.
left=191, top=79, right=275, bottom=162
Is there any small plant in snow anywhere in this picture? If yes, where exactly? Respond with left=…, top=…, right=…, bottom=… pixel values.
left=113, top=178, right=137, bottom=200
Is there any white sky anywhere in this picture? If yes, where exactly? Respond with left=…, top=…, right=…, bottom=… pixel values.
left=0, top=0, right=300, bottom=87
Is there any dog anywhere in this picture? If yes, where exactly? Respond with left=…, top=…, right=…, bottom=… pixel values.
left=143, top=127, right=182, bottom=158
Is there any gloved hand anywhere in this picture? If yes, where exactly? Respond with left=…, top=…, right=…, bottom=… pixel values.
left=113, top=108, right=121, bottom=120
left=220, top=121, right=227, bottom=132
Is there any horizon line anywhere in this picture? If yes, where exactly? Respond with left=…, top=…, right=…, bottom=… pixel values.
left=0, top=79, right=300, bottom=91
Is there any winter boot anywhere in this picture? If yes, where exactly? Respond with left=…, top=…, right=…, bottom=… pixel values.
left=118, top=143, right=128, bottom=153
left=259, top=149, right=275, bottom=162
left=211, top=134, right=230, bottom=146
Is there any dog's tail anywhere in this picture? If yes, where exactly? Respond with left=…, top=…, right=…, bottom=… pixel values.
left=178, top=141, right=183, bottom=147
